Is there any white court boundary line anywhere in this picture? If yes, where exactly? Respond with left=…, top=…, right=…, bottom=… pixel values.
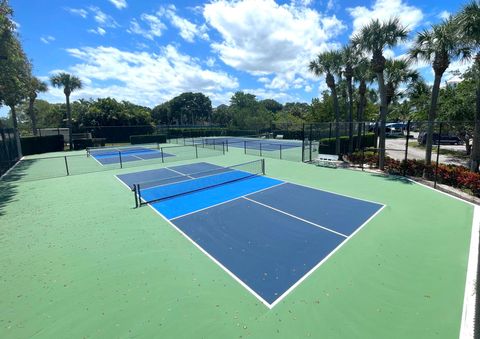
left=115, top=165, right=386, bottom=309
left=0, top=156, right=24, bottom=180
left=459, top=205, right=480, bottom=339
left=165, top=167, right=195, bottom=179
left=243, top=196, right=348, bottom=238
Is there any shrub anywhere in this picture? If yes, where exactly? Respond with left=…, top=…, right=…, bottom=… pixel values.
left=318, top=133, right=376, bottom=154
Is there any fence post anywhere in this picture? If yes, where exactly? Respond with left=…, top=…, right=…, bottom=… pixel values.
left=301, top=123, right=305, bottom=162
left=64, top=156, right=70, bottom=176
left=280, top=144, right=282, bottom=160
left=309, top=124, right=313, bottom=162
left=260, top=143, right=262, bottom=156
left=195, top=144, right=198, bottom=159
left=434, top=122, right=442, bottom=189
left=161, top=147, right=164, bottom=163
left=119, top=151, right=123, bottom=168
left=403, top=120, right=411, bottom=176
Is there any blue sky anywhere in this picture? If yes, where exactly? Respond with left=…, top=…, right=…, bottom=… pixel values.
left=1, top=0, right=468, bottom=117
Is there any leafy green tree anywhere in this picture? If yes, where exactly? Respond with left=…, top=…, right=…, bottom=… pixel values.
left=27, top=76, right=48, bottom=135
left=168, top=92, right=212, bottom=125
left=260, top=99, right=283, bottom=114
left=409, top=18, right=470, bottom=168
left=352, top=18, right=409, bottom=169
left=0, top=1, right=31, bottom=156
left=152, top=102, right=170, bottom=125
left=50, top=72, right=83, bottom=149
left=229, top=92, right=272, bottom=130
left=211, top=104, right=231, bottom=126
left=456, top=0, right=480, bottom=172
left=309, top=50, right=343, bottom=155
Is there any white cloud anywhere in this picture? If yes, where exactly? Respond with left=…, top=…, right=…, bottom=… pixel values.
left=206, top=57, right=216, bottom=67
left=347, top=0, right=423, bottom=37
left=203, top=0, right=345, bottom=91
left=40, top=35, right=55, bottom=44
left=127, top=14, right=166, bottom=40
left=46, top=45, right=239, bottom=107
left=109, top=0, right=127, bottom=10
left=65, top=8, right=88, bottom=18
left=89, top=6, right=119, bottom=28
left=88, top=27, right=106, bottom=36
left=438, top=10, right=450, bottom=20
left=158, top=5, right=209, bottom=42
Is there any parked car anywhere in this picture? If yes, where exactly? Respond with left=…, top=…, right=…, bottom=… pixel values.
left=385, top=123, right=405, bottom=137
left=417, top=132, right=463, bottom=145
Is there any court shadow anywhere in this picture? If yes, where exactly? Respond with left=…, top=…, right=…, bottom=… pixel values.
left=371, top=173, right=414, bottom=185
left=0, top=180, right=18, bottom=216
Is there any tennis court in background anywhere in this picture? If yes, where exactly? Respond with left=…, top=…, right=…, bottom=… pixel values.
left=116, top=160, right=385, bottom=307
left=88, top=145, right=175, bottom=165
left=185, top=136, right=303, bottom=151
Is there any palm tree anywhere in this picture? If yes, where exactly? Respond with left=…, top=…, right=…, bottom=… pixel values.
left=352, top=18, right=409, bottom=170
left=455, top=1, right=480, bottom=172
left=27, top=76, right=48, bottom=135
left=353, top=57, right=373, bottom=149
left=309, top=50, right=343, bottom=155
left=341, top=45, right=360, bottom=153
left=409, top=18, right=470, bottom=173
left=50, top=72, right=82, bottom=150
left=384, top=59, right=420, bottom=106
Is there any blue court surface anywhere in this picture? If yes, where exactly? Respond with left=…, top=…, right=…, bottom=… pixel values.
left=89, top=146, right=175, bottom=165
left=190, top=137, right=302, bottom=151
left=116, top=162, right=385, bottom=307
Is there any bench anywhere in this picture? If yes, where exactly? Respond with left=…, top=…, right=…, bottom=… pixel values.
left=313, top=154, right=342, bottom=168
left=275, top=134, right=284, bottom=139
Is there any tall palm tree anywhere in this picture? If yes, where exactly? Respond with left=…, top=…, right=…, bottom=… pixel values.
left=456, top=0, right=480, bottom=172
left=409, top=18, right=470, bottom=172
left=27, top=76, right=48, bottom=136
left=50, top=72, right=82, bottom=150
left=352, top=18, right=409, bottom=170
left=341, top=45, right=360, bottom=153
left=309, top=50, right=343, bottom=155
left=353, top=57, right=374, bottom=148
left=384, top=59, right=420, bottom=106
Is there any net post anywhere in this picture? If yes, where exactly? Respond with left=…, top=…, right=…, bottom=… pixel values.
left=226, top=140, right=229, bottom=152
left=64, top=156, right=70, bottom=176
left=119, top=151, right=123, bottom=168
left=222, top=142, right=225, bottom=155
left=86, top=147, right=90, bottom=157
left=261, top=158, right=265, bottom=175
left=280, top=144, right=282, bottom=159
left=161, top=147, right=164, bottom=163
left=137, top=184, right=143, bottom=206
left=133, top=185, right=139, bottom=208
left=244, top=141, right=247, bottom=154
left=213, top=140, right=216, bottom=150
left=259, top=143, right=262, bottom=156
left=195, top=144, right=198, bottom=159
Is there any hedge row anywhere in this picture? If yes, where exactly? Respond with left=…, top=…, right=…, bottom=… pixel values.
left=165, top=128, right=259, bottom=138
left=348, top=152, right=480, bottom=197
left=76, top=126, right=156, bottom=143
left=20, top=135, right=64, bottom=155
left=318, top=133, right=376, bottom=154
left=130, top=134, right=167, bottom=144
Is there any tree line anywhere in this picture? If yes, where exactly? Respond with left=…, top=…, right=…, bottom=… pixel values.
left=1, top=0, right=479, bottom=173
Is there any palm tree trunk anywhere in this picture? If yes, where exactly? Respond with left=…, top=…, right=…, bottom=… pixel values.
left=471, top=68, right=480, bottom=173
left=425, top=73, right=443, bottom=173
left=377, top=72, right=388, bottom=170
left=357, top=91, right=366, bottom=149
left=331, top=86, right=341, bottom=156
left=66, top=94, right=72, bottom=150
left=347, top=78, right=354, bottom=153
left=9, top=105, right=22, bottom=158
left=28, top=97, right=38, bottom=136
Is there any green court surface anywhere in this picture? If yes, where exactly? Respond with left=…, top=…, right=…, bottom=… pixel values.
left=0, top=148, right=476, bottom=338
